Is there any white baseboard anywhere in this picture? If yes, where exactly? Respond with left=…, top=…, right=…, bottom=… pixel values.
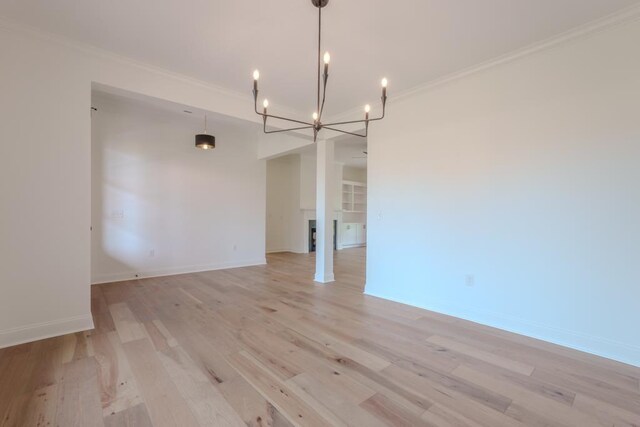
left=267, top=247, right=308, bottom=254
left=0, top=314, right=95, bottom=350
left=314, top=273, right=335, bottom=283
left=340, top=243, right=366, bottom=249
left=266, top=248, right=290, bottom=254
left=364, top=287, right=640, bottom=368
left=92, top=258, right=267, bottom=285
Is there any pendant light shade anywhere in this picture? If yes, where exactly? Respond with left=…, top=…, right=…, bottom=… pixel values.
left=196, top=114, right=215, bottom=150
left=195, top=133, right=215, bottom=150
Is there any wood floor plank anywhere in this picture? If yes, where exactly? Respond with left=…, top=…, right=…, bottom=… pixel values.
left=427, top=335, right=535, bottom=376
left=153, top=311, right=240, bottom=385
left=217, top=374, right=295, bottom=427
left=21, top=384, right=59, bottom=427
left=2, top=248, right=639, bottom=426
left=285, top=318, right=392, bottom=372
left=532, top=365, right=640, bottom=415
left=421, top=403, right=486, bottom=427
left=109, top=303, right=148, bottom=343
left=55, top=357, right=104, bottom=427
left=572, top=393, right=640, bottom=427
left=151, top=319, right=179, bottom=348
left=121, top=338, right=200, bottom=427
left=381, top=364, right=521, bottom=427
left=359, top=393, right=433, bottom=427
left=273, top=335, right=379, bottom=404
left=284, top=375, right=350, bottom=427
left=288, top=372, right=389, bottom=427
left=156, top=345, right=245, bottom=426
left=227, top=350, right=334, bottom=427
left=92, top=287, right=117, bottom=334
left=92, top=331, right=144, bottom=417
left=103, top=403, right=154, bottom=427
left=453, top=364, right=602, bottom=427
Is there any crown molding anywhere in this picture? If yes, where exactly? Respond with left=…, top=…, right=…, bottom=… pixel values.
left=328, top=3, right=640, bottom=123
left=0, top=15, right=303, bottom=120
left=3, top=3, right=640, bottom=125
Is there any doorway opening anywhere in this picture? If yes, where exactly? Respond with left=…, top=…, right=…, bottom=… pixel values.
left=264, top=135, right=367, bottom=291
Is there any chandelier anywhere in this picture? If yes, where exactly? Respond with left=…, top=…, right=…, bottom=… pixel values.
left=252, top=0, right=388, bottom=142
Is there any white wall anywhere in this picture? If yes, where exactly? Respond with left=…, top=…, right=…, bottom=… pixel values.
left=366, top=20, right=640, bottom=366
left=343, top=166, right=367, bottom=183
left=298, top=154, right=346, bottom=212
left=267, top=152, right=353, bottom=253
left=299, top=154, right=318, bottom=211
left=266, top=155, right=305, bottom=253
left=91, top=95, right=265, bottom=283
left=0, top=20, right=268, bottom=348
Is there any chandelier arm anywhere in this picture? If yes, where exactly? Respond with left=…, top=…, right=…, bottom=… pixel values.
left=322, top=126, right=368, bottom=138
left=263, top=125, right=314, bottom=134
left=319, top=73, right=328, bottom=121
left=260, top=113, right=315, bottom=127
left=323, top=99, right=386, bottom=127
left=323, top=118, right=368, bottom=127
left=254, top=91, right=315, bottom=127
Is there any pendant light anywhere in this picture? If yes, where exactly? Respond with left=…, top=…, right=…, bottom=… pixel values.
left=195, top=114, right=215, bottom=150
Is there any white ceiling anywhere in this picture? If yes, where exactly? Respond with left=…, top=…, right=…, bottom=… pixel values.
left=336, top=138, right=368, bottom=169
left=2, top=0, right=638, bottom=115
left=92, top=87, right=261, bottom=133
left=293, top=135, right=367, bottom=168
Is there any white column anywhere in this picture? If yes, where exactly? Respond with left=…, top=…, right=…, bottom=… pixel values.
left=315, top=138, right=335, bottom=283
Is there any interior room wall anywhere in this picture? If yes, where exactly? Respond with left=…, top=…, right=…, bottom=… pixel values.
left=366, top=19, right=640, bottom=366
left=267, top=152, right=351, bottom=253
left=343, top=166, right=367, bottom=183
left=299, top=154, right=317, bottom=211
left=91, top=94, right=266, bottom=283
left=266, top=155, right=305, bottom=253
left=0, top=20, right=270, bottom=348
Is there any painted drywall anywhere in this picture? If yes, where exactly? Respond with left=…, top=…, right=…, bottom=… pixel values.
left=0, top=20, right=274, bottom=348
left=91, top=95, right=265, bottom=283
left=299, top=154, right=318, bottom=211
left=258, top=132, right=314, bottom=160
left=266, top=155, right=305, bottom=253
left=299, top=154, right=346, bottom=212
left=366, top=19, right=640, bottom=366
left=267, top=153, right=355, bottom=253
left=343, top=166, right=367, bottom=183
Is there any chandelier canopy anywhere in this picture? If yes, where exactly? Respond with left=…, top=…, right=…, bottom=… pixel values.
left=252, top=0, right=388, bottom=142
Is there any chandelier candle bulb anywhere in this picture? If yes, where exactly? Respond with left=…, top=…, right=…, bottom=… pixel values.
left=253, top=70, right=260, bottom=92
left=263, top=99, right=269, bottom=115
left=365, top=104, right=371, bottom=120
left=313, top=112, right=319, bottom=122
left=323, top=52, right=330, bottom=77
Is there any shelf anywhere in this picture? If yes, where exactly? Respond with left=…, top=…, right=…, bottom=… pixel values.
left=342, top=179, right=367, bottom=216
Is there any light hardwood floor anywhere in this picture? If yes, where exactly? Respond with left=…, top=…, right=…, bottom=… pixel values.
left=1, top=248, right=639, bottom=426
